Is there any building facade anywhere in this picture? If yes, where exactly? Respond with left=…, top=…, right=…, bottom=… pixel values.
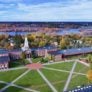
left=0, top=49, right=10, bottom=69
left=49, top=47, right=92, bottom=61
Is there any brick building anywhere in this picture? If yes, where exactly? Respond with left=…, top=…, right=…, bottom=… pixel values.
left=49, top=47, right=92, bottom=61
left=0, top=49, right=10, bottom=69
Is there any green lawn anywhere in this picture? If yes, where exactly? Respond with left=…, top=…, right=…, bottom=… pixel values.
left=45, top=62, right=74, bottom=71
left=41, top=69, right=69, bottom=92
left=74, top=62, right=89, bottom=73
left=5, top=86, right=30, bottom=92
left=0, top=83, right=6, bottom=89
left=66, top=55, right=88, bottom=60
left=0, top=61, right=90, bottom=92
left=9, top=61, right=23, bottom=68
left=0, top=69, right=27, bottom=82
left=9, top=59, right=29, bottom=68
left=68, top=74, right=88, bottom=90
left=15, top=70, right=52, bottom=92
left=67, top=62, right=89, bottom=90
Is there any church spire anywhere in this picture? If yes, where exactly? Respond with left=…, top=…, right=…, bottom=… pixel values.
left=21, top=36, right=29, bottom=51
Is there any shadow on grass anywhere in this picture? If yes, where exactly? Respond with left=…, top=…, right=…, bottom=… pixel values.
left=9, top=59, right=30, bottom=68
left=4, top=84, right=32, bottom=92
left=4, top=83, right=51, bottom=92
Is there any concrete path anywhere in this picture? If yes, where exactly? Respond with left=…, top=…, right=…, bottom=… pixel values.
left=43, top=59, right=81, bottom=66
left=0, top=80, right=39, bottom=92
left=0, top=81, right=9, bottom=85
left=27, top=58, right=32, bottom=63
left=43, top=67, right=86, bottom=76
left=0, top=58, right=87, bottom=92
left=43, top=60, right=73, bottom=66
left=26, top=63, right=43, bottom=70
left=12, top=84, right=39, bottom=92
left=0, top=69, right=31, bottom=92
left=12, top=70, right=31, bottom=83
left=63, top=61, right=77, bottom=92
left=78, top=60, right=89, bottom=67
left=0, top=66, right=27, bottom=72
left=43, top=67, right=69, bottom=73
left=37, top=69, right=58, bottom=92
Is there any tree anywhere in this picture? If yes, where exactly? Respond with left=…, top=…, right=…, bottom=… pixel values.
left=87, top=54, right=92, bottom=69
left=39, top=40, right=46, bottom=47
left=31, top=41, right=39, bottom=47
left=86, top=54, right=92, bottom=83
left=13, top=35, right=23, bottom=48
left=0, top=35, right=5, bottom=41
left=86, top=70, right=92, bottom=82
left=70, top=34, right=81, bottom=40
left=20, top=52, right=26, bottom=65
left=27, top=34, right=36, bottom=42
left=41, top=58, right=48, bottom=63
left=40, top=33, right=45, bottom=39
left=60, top=37, right=69, bottom=49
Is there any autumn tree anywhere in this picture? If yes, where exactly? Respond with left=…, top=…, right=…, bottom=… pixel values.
left=13, top=35, right=23, bottom=48
left=87, top=54, right=92, bottom=69
left=0, top=35, right=5, bottom=41
left=86, top=54, right=92, bottom=83
left=39, top=40, right=46, bottom=47
left=20, top=52, right=26, bottom=65
left=27, top=34, right=36, bottom=42
left=60, top=36, right=69, bottom=49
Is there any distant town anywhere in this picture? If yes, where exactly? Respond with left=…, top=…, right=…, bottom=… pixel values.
left=0, top=22, right=92, bottom=49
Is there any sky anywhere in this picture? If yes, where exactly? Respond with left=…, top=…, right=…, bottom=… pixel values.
left=0, top=0, right=92, bottom=21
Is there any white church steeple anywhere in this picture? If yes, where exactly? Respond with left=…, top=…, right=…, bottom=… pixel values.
left=22, top=36, right=29, bottom=51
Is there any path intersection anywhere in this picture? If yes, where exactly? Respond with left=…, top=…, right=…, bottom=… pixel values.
left=0, top=59, right=88, bottom=92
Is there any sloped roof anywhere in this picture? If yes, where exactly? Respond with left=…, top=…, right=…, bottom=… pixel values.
left=0, top=49, right=10, bottom=62
left=0, top=56, right=10, bottom=63
left=31, top=46, right=57, bottom=51
left=49, top=47, right=92, bottom=56
left=61, top=47, right=92, bottom=55
left=0, top=49, right=9, bottom=54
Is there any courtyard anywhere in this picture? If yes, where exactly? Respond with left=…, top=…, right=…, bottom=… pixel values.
left=0, top=59, right=89, bottom=92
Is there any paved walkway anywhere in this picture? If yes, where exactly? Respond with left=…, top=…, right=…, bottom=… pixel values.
left=0, top=81, right=9, bottom=85
left=26, top=63, right=43, bottom=70
left=27, top=58, right=33, bottom=63
left=43, top=59, right=82, bottom=66
left=0, top=59, right=88, bottom=92
left=0, top=80, right=39, bottom=92
left=37, top=69, right=58, bottom=92
left=12, top=84, right=39, bottom=92
left=63, top=61, right=77, bottom=92
left=43, top=67, right=86, bottom=76
left=43, top=60, right=73, bottom=66
left=78, top=60, right=89, bottom=67
left=0, top=69, right=31, bottom=92
left=0, top=66, right=27, bottom=72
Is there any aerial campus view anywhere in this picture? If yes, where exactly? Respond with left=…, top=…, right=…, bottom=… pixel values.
left=0, top=0, right=92, bottom=92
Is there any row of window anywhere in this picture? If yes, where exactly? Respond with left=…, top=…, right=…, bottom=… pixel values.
left=0, top=63, right=8, bottom=69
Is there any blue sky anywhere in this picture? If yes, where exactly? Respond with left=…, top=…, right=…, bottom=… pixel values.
left=0, top=0, right=92, bottom=21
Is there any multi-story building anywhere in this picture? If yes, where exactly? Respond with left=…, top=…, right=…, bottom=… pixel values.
left=0, top=49, right=10, bottom=69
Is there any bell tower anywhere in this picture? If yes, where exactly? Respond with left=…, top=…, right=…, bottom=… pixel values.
left=21, top=36, right=31, bottom=59
left=22, top=36, right=29, bottom=51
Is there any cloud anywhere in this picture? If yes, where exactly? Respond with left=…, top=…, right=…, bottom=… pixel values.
left=16, top=0, right=92, bottom=21
left=0, top=3, right=15, bottom=9
left=0, top=0, right=92, bottom=21
left=0, top=0, right=22, bottom=3
left=0, top=11, right=7, bottom=17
